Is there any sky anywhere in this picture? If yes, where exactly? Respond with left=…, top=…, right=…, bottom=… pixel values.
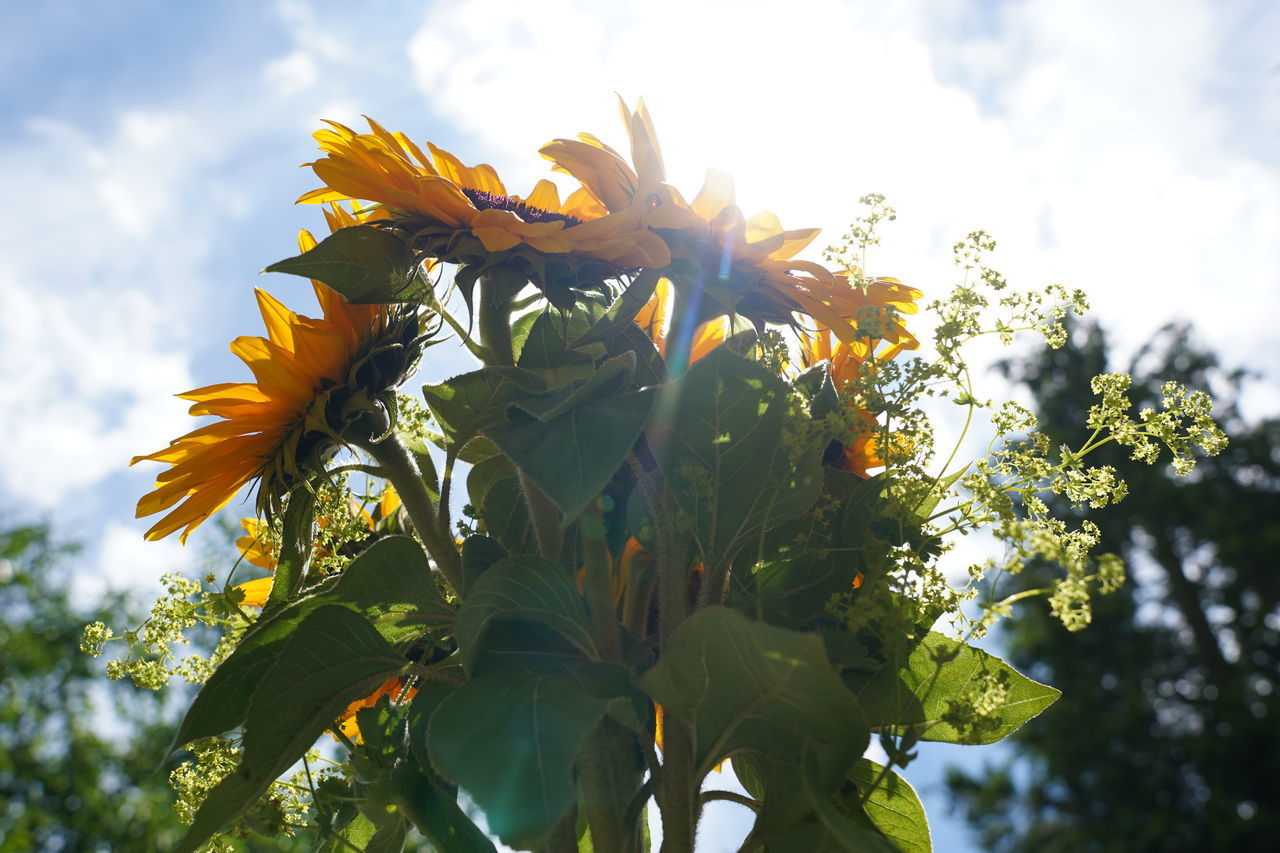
left=1, top=1, right=1277, bottom=850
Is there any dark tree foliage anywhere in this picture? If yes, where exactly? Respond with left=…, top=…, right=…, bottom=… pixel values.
left=946, top=322, right=1280, bottom=852
left=0, top=521, right=187, bottom=851
left=0, top=522, right=321, bottom=852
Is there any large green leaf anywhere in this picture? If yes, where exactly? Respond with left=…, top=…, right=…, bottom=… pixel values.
left=649, top=348, right=823, bottom=570
left=177, top=607, right=407, bottom=852
left=454, top=554, right=597, bottom=675
left=467, top=455, right=536, bottom=553
left=423, top=366, right=547, bottom=455
left=459, top=534, right=508, bottom=596
left=849, top=759, right=931, bottom=853
left=427, top=672, right=611, bottom=849
left=264, top=224, right=422, bottom=303
left=174, top=536, right=449, bottom=748
left=732, top=471, right=882, bottom=630
left=518, top=310, right=595, bottom=371
left=637, top=607, right=867, bottom=778
left=798, top=749, right=904, bottom=853
left=392, top=755, right=497, bottom=853
left=851, top=631, right=1060, bottom=744
left=485, top=386, right=656, bottom=521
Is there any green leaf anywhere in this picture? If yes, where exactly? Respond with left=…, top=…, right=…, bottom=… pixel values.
left=603, top=323, right=666, bottom=388
left=391, top=755, right=497, bottom=853
left=264, top=224, right=422, bottom=303
left=732, top=471, right=882, bottom=630
left=423, top=366, right=547, bottom=455
left=177, top=606, right=407, bottom=853
left=404, top=436, right=442, bottom=506
left=467, top=454, right=536, bottom=554
left=365, top=820, right=408, bottom=853
left=792, top=362, right=841, bottom=421
left=513, top=352, right=636, bottom=422
left=518, top=310, right=597, bottom=385
left=637, top=607, right=868, bottom=778
left=454, top=554, right=597, bottom=675
left=319, top=812, right=378, bottom=853
left=460, top=534, right=508, bottom=597
left=851, top=631, right=1060, bottom=745
left=799, top=748, right=903, bottom=853
left=849, top=759, right=931, bottom=853
left=485, top=387, right=656, bottom=521
left=427, top=672, right=611, bottom=849
left=649, top=348, right=823, bottom=570
left=572, top=269, right=662, bottom=347
left=173, top=537, right=450, bottom=748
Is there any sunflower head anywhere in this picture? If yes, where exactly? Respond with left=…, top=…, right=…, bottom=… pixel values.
left=132, top=278, right=426, bottom=543
left=299, top=116, right=670, bottom=304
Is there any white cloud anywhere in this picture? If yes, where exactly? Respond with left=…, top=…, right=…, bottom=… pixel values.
left=0, top=110, right=218, bottom=508
left=0, top=277, right=192, bottom=507
left=69, top=520, right=196, bottom=609
left=404, top=0, right=1280, bottom=390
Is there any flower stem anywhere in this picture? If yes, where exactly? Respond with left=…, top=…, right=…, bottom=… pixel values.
left=355, top=430, right=462, bottom=595
left=582, top=508, right=623, bottom=661
left=578, top=720, right=644, bottom=853
left=657, top=716, right=698, bottom=853
left=478, top=274, right=516, bottom=366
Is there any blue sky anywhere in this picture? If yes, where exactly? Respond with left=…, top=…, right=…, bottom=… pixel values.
left=2, top=1, right=1277, bottom=850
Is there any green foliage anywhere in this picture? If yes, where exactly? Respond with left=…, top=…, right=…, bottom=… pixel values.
left=947, top=322, right=1279, bottom=851
left=265, top=224, right=425, bottom=303
left=852, top=631, right=1060, bottom=745
left=454, top=555, right=597, bottom=674
left=427, top=671, right=613, bottom=848
left=639, top=607, right=868, bottom=777
left=174, top=536, right=449, bottom=748
left=850, top=759, right=931, bottom=853
left=108, top=186, right=1230, bottom=853
left=650, top=347, right=824, bottom=571
left=0, top=523, right=189, bottom=851
left=177, top=606, right=410, bottom=853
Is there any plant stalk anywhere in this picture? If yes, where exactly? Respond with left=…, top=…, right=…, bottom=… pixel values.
left=355, top=430, right=463, bottom=595
left=578, top=720, right=644, bottom=853
left=478, top=274, right=516, bottom=367
left=582, top=509, right=623, bottom=661
left=657, top=716, right=698, bottom=853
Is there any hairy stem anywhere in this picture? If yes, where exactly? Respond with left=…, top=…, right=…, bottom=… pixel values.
left=478, top=274, right=515, bottom=366
left=356, top=431, right=462, bottom=595
left=579, top=720, right=644, bottom=853
left=582, top=509, right=623, bottom=661
left=657, top=716, right=698, bottom=853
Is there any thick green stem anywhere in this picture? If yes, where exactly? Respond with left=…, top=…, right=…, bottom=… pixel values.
left=657, top=717, right=698, bottom=853
left=582, top=509, right=623, bottom=661
left=356, top=431, right=463, bottom=595
left=578, top=720, right=644, bottom=853
left=478, top=275, right=515, bottom=366
left=656, top=488, right=690, bottom=649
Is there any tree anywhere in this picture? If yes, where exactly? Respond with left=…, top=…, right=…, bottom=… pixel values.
left=946, top=321, right=1280, bottom=851
left=0, top=521, right=188, bottom=851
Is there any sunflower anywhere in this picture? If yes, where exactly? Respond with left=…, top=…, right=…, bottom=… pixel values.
left=542, top=100, right=924, bottom=343
left=132, top=227, right=420, bottom=543
left=333, top=676, right=418, bottom=744
left=298, top=117, right=670, bottom=272
left=796, top=322, right=915, bottom=478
